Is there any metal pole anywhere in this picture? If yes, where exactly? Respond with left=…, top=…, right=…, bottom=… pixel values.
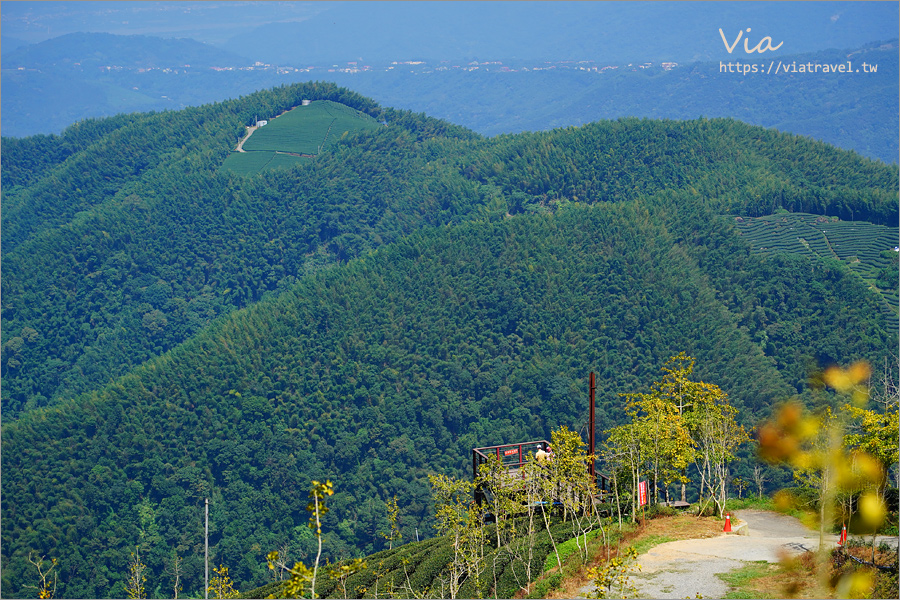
left=589, top=372, right=596, bottom=479
left=205, top=498, right=209, bottom=600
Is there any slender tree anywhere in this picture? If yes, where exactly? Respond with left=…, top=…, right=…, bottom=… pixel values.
left=164, top=551, right=183, bottom=599
left=687, top=382, right=748, bottom=517
left=428, top=473, right=477, bottom=600
left=603, top=422, right=645, bottom=522
left=125, top=547, right=147, bottom=600
left=25, top=553, right=58, bottom=599
left=381, top=495, right=402, bottom=550
left=548, top=426, right=601, bottom=562
left=307, top=480, right=334, bottom=598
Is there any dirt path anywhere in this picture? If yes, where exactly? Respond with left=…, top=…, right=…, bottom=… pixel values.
left=235, top=125, right=258, bottom=152
left=580, top=510, right=837, bottom=599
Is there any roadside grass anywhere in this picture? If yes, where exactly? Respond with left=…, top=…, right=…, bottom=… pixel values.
left=643, top=511, right=726, bottom=540
left=717, top=546, right=900, bottom=599
left=725, top=496, right=776, bottom=512
left=724, top=494, right=811, bottom=523
left=537, top=520, right=634, bottom=599
left=717, top=552, right=827, bottom=599
left=630, top=533, right=676, bottom=555
left=718, top=560, right=784, bottom=599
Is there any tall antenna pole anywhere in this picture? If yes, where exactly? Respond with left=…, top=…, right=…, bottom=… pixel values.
left=205, top=498, right=209, bottom=600
left=589, top=372, right=596, bottom=480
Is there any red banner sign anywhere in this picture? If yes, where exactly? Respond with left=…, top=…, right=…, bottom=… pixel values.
left=638, top=480, right=648, bottom=506
left=503, top=448, right=519, bottom=457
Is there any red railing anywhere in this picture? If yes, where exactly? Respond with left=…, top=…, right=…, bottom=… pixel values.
left=472, top=439, right=610, bottom=506
left=472, top=439, right=549, bottom=482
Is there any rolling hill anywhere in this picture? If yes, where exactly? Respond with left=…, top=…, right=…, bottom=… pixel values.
left=1, top=83, right=897, bottom=597
left=221, top=100, right=383, bottom=175
left=734, top=212, right=899, bottom=330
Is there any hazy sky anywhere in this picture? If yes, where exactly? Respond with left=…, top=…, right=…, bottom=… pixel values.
left=1, top=1, right=324, bottom=45
left=4, top=0, right=898, bottom=55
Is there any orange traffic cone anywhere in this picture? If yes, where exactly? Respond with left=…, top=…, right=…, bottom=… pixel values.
left=839, top=523, right=847, bottom=546
left=724, top=513, right=732, bottom=532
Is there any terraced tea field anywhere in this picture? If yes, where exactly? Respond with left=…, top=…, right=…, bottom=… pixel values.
left=221, top=100, right=381, bottom=175
left=735, top=213, right=899, bottom=329
left=220, top=150, right=308, bottom=174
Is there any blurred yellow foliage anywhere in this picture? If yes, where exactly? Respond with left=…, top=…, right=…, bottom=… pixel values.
left=834, top=569, right=876, bottom=599
left=823, top=362, right=871, bottom=393
left=756, top=361, right=895, bottom=599
left=857, top=493, right=887, bottom=530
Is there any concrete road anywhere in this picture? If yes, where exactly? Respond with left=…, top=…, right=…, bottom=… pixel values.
left=579, top=509, right=839, bottom=599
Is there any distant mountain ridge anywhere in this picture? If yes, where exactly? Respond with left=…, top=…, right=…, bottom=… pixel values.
left=1, top=32, right=251, bottom=136
left=2, top=31, right=247, bottom=69
left=2, top=31, right=896, bottom=164
left=324, top=41, right=899, bottom=164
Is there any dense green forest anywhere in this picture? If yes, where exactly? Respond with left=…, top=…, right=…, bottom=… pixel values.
left=1, top=83, right=897, bottom=597
left=2, top=84, right=896, bottom=419
left=4, top=202, right=894, bottom=597
left=1, top=82, right=476, bottom=417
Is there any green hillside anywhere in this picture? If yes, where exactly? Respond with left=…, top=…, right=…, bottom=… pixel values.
left=2, top=89, right=897, bottom=421
left=1, top=83, right=897, bottom=597
left=735, top=213, right=899, bottom=330
left=243, top=519, right=575, bottom=600
left=0, top=82, right=396, bottom=255
left=1, top=201, right=893, bottom=597
left=1, top=84, right=478, bottom=418
left=243, top=100, right=380, bottom=154
left=220, top=149, right=306, bottom=174
left=221, top=100, right=382, bottom=175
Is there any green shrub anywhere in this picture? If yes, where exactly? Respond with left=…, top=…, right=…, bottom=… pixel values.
left=543, top=528, right=603, bottom=571
left=527, top=571, right=564, bottom=598
left=724, top=496, right=775, bottom=512
left=645, top=504, right=677, bottom=519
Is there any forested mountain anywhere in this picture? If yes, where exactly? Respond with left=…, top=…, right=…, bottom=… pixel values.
left=1, top=84, right=897, bottom=597
left=3, top=84, right=896, bottom=419
left=3, top=203, right=894, bottom=597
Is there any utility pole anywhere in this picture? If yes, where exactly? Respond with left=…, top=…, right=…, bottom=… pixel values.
left=589, top=372, right=596, bottom=480
left=205, top=498, right=209, bottom=600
